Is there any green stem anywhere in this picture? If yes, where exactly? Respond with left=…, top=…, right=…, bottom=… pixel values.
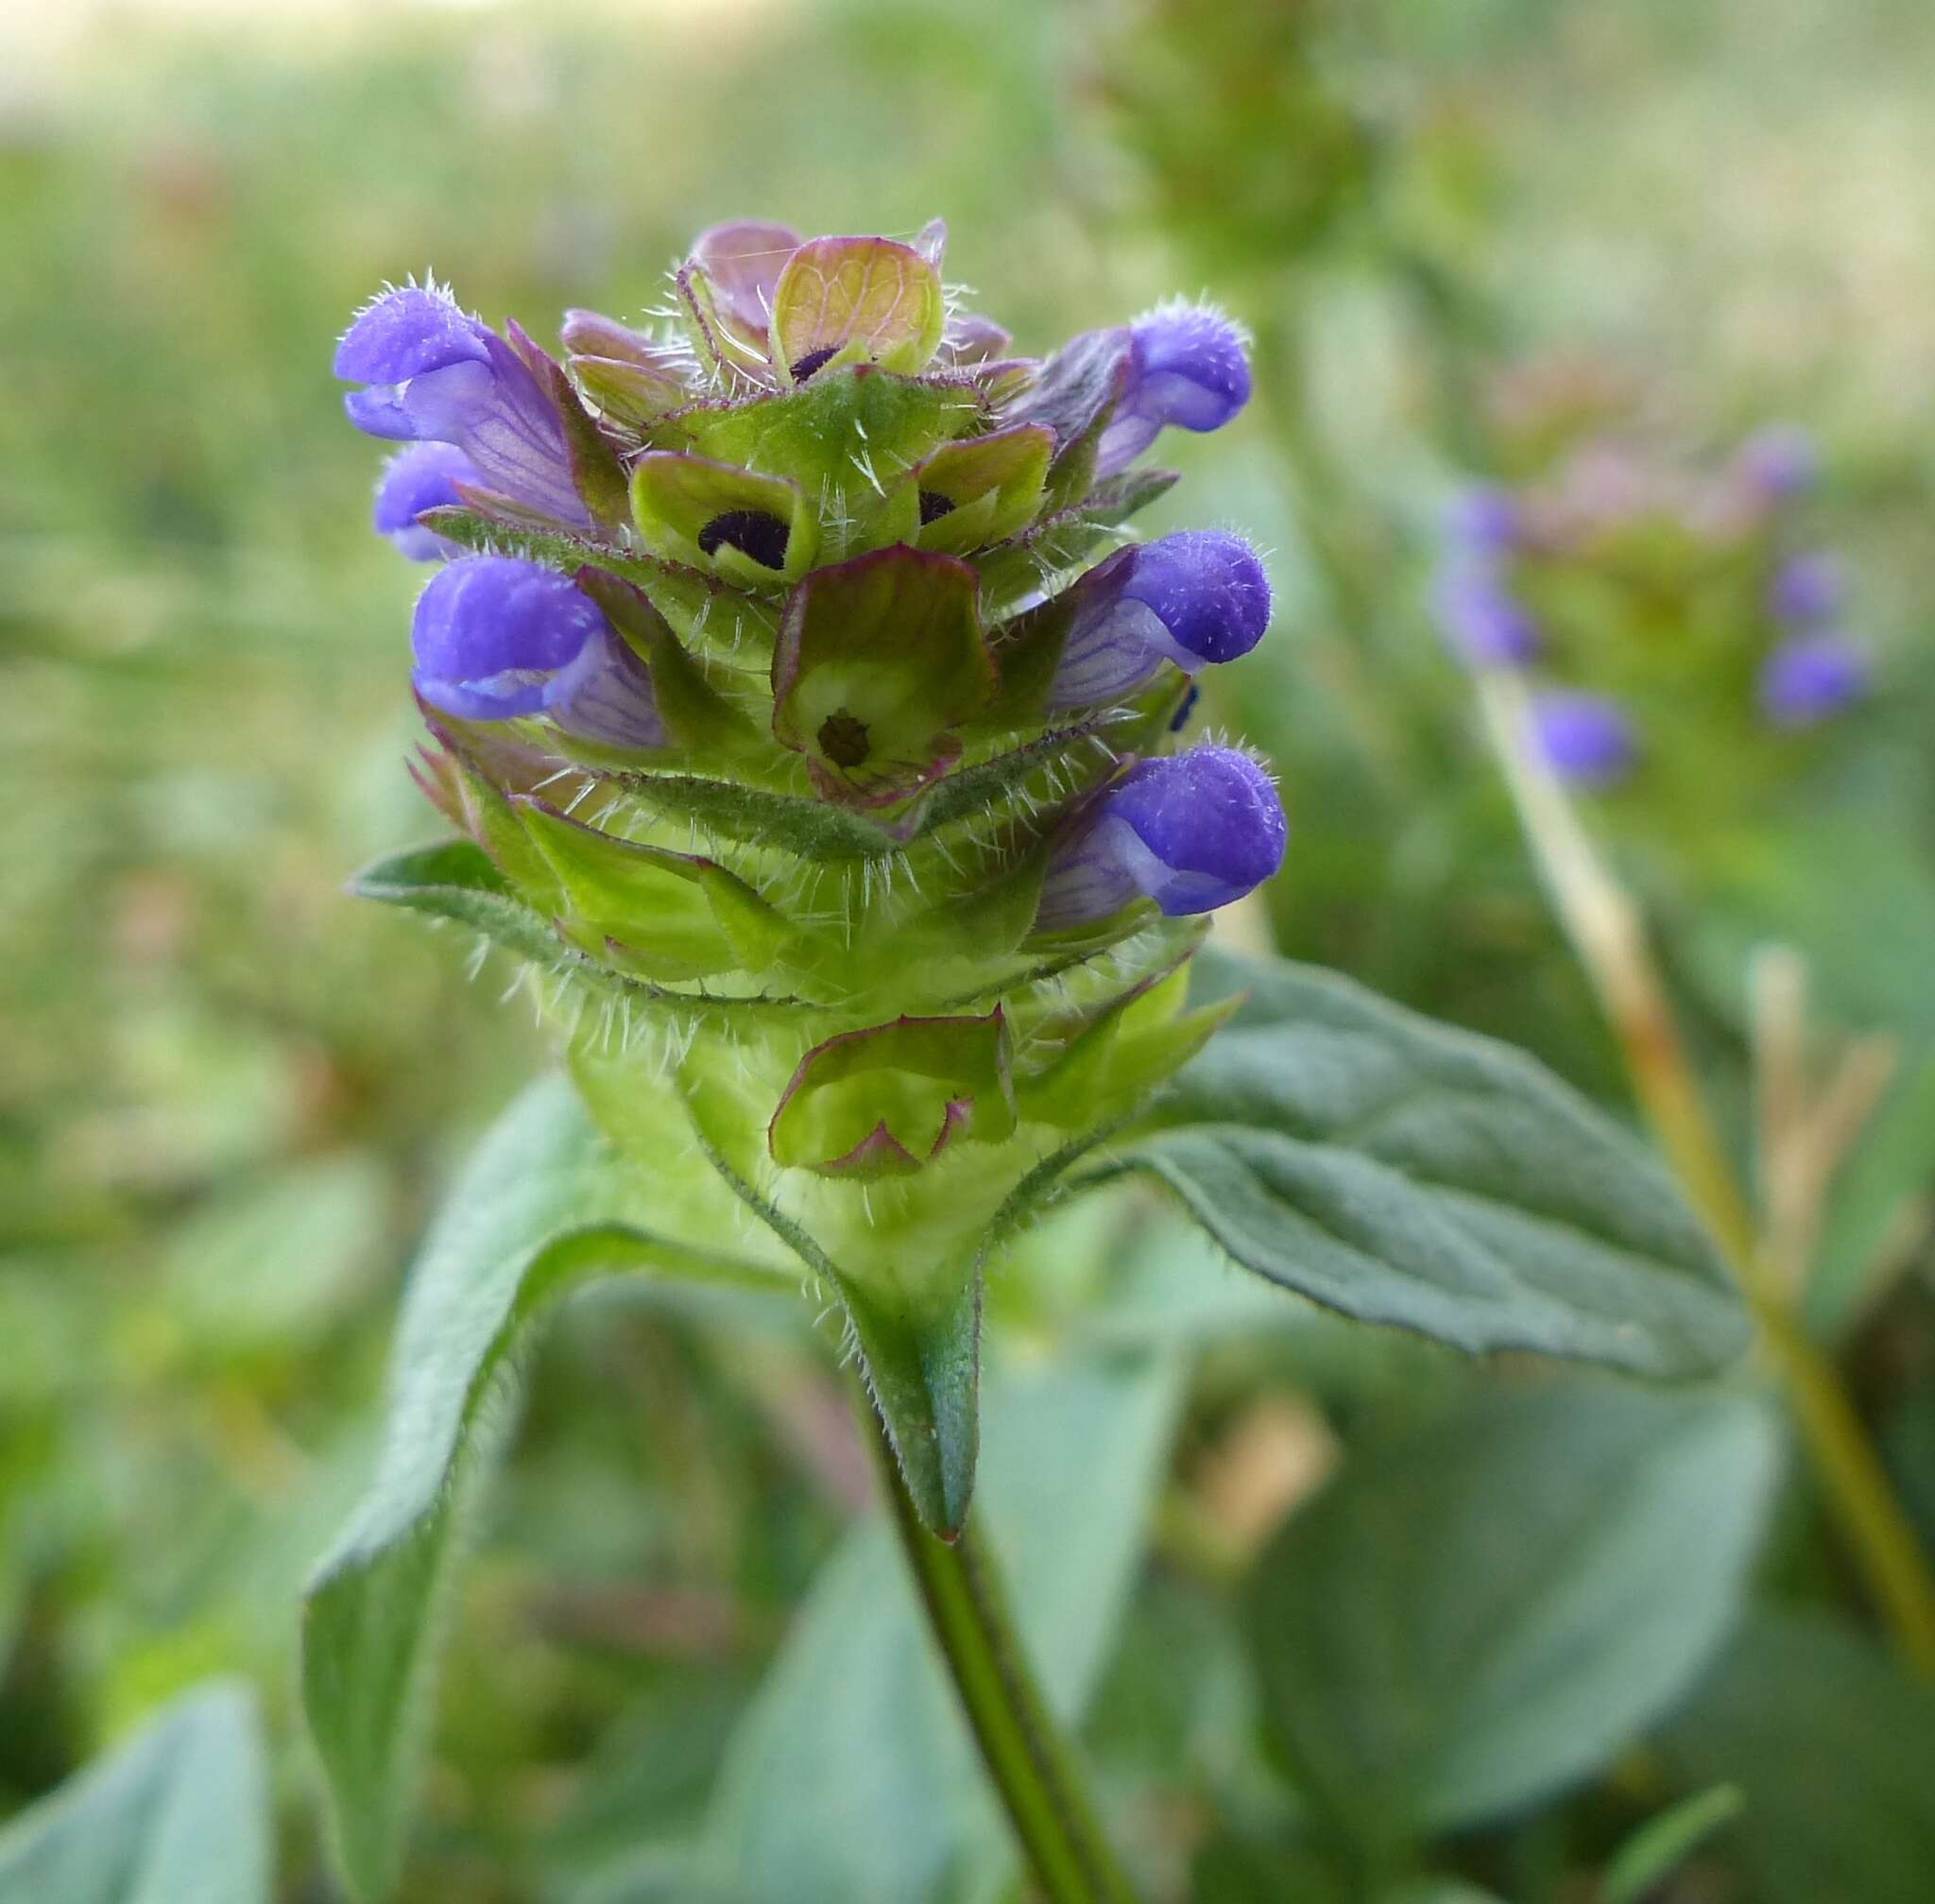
left=1478, top=673, right=1935, bottom=1672
left=859, top=1391, right=1142, bottom=1904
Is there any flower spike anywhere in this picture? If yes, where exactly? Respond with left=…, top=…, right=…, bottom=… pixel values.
left=373, top=442, right=478, bottom=560
left=338, top=217, right=1287, bottom=1536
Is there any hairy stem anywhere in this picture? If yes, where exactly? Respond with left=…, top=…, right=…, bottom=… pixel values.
left=859, top=1389, right=1142, bottom=1904
left=1479, top=672, right=1935, bottom=1671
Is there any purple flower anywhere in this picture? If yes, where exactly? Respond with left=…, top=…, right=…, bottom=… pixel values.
left=1095, top=305, right=1251, bottom=477
left=1767, top=551, right=1843, bottom=626
left=1045, top=531, right=1272, bottom=710
left=1759, top=632, right=1869, bottom=727
left=411, top=556, right=664, bottom=750
left=1433, top=560, right=1539, bottom=667
left=1735, top=425, right=1818, bottom=503
left=335, top=285, right=589, bottom=527
left=373, top=442, right=478, bottom=560
left=1036, top=746, right=1286, bottom=929
left=1445, top=485, right=1520, bottom=554
left=1532, top=693, right=1635, bottom=787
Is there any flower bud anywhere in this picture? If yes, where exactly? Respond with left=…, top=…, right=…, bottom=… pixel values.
left=1035, top=746, right=1286, bottom=930
left=1433, top=559, right=1538, bottom=667
left=1045, top=531, right=1272, bottom=710
left=1531, top=692, right=1635, bottom=787
left=335, top=285, right=589, bottom=527
left=373, top=442, right=477, bottom=560
left=559, top=308, right=694, bottom=428
left=688, top=219, right=801, bottom=355
left=1767, top=551, right=1842, bottom=626
left=411, top=555, right=664, bottom=750
left=939, top=311, right=1014, bottom=366
left=1759, top=632, right=1869, bottom=727
left=1095, top=304, right=1252, bottom=477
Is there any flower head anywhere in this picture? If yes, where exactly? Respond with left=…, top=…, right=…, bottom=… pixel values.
left=373, top=442, right=478, bottom=560
left=1759, top=631, right=1869, bottom=727
left=336, top=285, right=589, bottom=527
left=1095, top=305, right=1251, bottom=477
left=1046, top=531, right=1271, bottom=709
left=1036, top=746, right=1286, bottom=930
left=1532, top=692, right=1635, bottom=787
left=343, top=216, right=1293, bottom=1536
left=411, top=555, right=663, bottom=749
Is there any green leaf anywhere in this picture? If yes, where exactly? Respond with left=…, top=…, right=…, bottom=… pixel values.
left=1087, top=950, right=1749, bottom=1377
left=301, top=1076, right=793, bottom=1902
left=0, top=1681, right=269, bottom=1904
left=1600, top=1783, right=1743, bottom=1904
left=350, top=838, right=565, bottom=968
left=1245, top=1379, right=1780, bottom=1844
left=699, top=1349, right=1185, bottom=1904
left=1657, top=1610, right=1935, bottom=1904
left=1380, top=1887, right=1510, bottom=1904
left=1805, top=1041, right=1935, bottom=1336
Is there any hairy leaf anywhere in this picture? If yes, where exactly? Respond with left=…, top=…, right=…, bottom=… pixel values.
left=350, top=838, right=564, bottom=967
left=1087, top=950, right=1749, bottom=1376
left=301, top=1077, right=793, bottom=1901
left=0, top=1682, right=269, bottom=1904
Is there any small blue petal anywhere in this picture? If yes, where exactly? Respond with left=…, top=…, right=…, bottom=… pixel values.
left=1095, top=306, right=1251, bottom=476
left=1036, top=746, right=1286, bottom=928
left=337, top=288, right=590, bottom=527
left=540, top=623, right=668, bottom=750
left=343, top=386, right=418, bottom=441
left=1532, top=693, right=1635, bottom=787
left=1433, top=559, right=1539, bottom=667
left=1048, top=532, right=1271, bottom=709
left=1767, top=551, right=1842, bottom=626
left=1760, top=632, right=1868, bottom=726
left=411, top=556, right=612, bottom=719
left=374, top=442, right=478, bottom=559
left=334, top=286, right=490, bottom=384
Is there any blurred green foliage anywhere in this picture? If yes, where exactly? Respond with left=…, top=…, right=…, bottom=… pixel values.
left=4, top=1, right=1935, bottom=1899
